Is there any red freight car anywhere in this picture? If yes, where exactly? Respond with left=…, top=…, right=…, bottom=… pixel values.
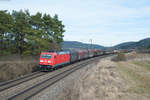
left=88, top=49, right=95, bottom=57
left=39, top=51, right=70, bottom=70
left=76, top=49, right=89, bottom=60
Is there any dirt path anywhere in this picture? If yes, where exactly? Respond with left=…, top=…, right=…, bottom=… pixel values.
left=70, top=59, right=131, bottom=100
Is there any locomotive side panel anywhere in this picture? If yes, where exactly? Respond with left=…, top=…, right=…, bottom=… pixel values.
left=54, top=51, right=70, bottom=67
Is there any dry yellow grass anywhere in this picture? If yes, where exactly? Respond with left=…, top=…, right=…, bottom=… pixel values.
left=0, top=55, right=39, bottom=82
left=70, top=59, right=130, bottom=100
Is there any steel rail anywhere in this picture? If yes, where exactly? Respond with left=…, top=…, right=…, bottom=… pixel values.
left=0, top=72, right=39, bottom=86
left=0, top=72, right=46, bottom=92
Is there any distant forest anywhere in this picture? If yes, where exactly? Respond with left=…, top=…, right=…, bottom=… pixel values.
left=0, top=10, right=65, bottom=55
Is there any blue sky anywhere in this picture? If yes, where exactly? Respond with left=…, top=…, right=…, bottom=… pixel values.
left=0, top=0, right=150, bottom=46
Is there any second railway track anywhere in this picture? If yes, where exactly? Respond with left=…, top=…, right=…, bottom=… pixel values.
left=7, top=55, right=111, bottom=100
left=0, top=71, right=46, bottom=92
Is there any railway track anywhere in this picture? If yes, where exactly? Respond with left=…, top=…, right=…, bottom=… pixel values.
left=7, top=55, right=110, bottom=100
left=0, top=71, right=46, bottom=92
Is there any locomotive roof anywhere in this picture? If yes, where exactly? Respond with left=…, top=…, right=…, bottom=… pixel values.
left=56, top=51, right=70, bottom=55
left=41, top=51, right=69, bottom=54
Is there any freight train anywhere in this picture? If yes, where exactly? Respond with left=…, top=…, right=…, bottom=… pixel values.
left=39, top=49, right=110, bottom=71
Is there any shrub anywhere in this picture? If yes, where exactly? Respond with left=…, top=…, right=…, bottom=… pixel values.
left=112, top=52, right=126, bottom=61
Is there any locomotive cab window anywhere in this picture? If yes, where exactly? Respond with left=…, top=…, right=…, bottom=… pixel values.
left=41, top=54, right=52, bottom=59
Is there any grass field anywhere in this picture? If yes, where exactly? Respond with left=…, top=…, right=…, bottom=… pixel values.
left=117, top=59, right=150, bottom=99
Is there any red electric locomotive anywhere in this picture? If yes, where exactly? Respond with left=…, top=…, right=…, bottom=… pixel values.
left=39, top=51, right=70, bottom=70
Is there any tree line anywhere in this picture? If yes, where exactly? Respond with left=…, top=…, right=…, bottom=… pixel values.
left=0, top=10, right=65, bottom=55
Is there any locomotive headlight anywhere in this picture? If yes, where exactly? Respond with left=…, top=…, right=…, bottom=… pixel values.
left=48, top=61, right=51, bottom=63
left=40, top=60, right=43, bottom=62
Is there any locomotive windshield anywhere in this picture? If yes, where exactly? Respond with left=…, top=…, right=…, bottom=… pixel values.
left=41, top=54, right=52, bottom=59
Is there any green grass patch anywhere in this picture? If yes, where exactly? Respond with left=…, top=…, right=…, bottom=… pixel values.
left=117, top=62, right=150, bottom=97
left=112, top=52, right=126, bottom=61
left=132, top=61, right=150, bottom=71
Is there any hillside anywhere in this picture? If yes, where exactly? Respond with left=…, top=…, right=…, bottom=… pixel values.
left=113, top=42, right=136, bottom=49
left=62, top=38, right=150, bottom=50
left=113, top=38, right=150, bottom=49
left=62, top=41, right=106, bottom=50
